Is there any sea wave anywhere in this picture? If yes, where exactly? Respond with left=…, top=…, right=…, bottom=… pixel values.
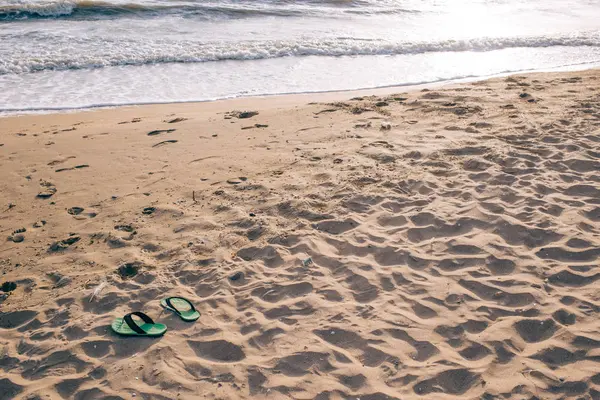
left=0, top=0, right=74, bottom=18
left=0, top=0, right=416, bottom=20
left=2, top=33, right=600, bottom=75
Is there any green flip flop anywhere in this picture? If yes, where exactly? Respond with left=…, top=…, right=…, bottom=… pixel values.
left=111, top=311, right=167, bottom=337
left=160, top=297, right=200, bottom=322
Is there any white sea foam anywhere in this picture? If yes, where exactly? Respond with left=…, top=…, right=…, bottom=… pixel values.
left=2, top=33, right=600, bottom=75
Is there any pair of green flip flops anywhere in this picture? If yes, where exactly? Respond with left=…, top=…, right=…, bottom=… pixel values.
left=111, top=297, right=200, bottom=337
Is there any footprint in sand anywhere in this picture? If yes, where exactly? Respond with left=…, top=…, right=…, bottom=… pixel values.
left=1, top=281, right=17, bottom=292
left=114, top=224, right=135, bottom=233
left=7, top=232, right=24, bottom=243
left=68, top=207, right=96, bottom=219
left=37, top=181, right=57, bottom=199
left=118, top=117, right=141, bottom=124
left=116, top=262, right=142, bottom=279
left=142, top=207, right=155, bottom=215
left=48, top=236, right=80, bottom=252
left=187, top=340, right=246, bottom=362
left=114, top=225, right=137, bottom=240
left=8, top=228, right=27, bottom=243
left=166, top=117, right=187, bottom=123
left=47, top=156, right=76, bottom=166
left=67, top=207, right=84, bottom=215
left=227, top=177, right=247, bottom=185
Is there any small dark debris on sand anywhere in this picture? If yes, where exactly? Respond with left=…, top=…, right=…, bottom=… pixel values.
left=142, top=207, right=156, bottom=215
left=116, top=262, right=142, bottom=279
left=148, top=129, right=176, bottom=136
left=56, top=165, right=89, bottom=173
left=68, top=207, right=84, bottom=215
left=13, top=228, right=26, bottom=234
left=519, top=92, right=538, bottom=102
left=0, top=282, right=17, bottom=292
left=226, top=111, right=259, bottom=119
left=229, top=272, right=243, bottom=281
left=48, top=236, right=80, bottom=252
left=241, top=124, right=269, bottom=130
left=33, top=220, right=46, bottom=228
left=152, top=140, right=178, bottom=148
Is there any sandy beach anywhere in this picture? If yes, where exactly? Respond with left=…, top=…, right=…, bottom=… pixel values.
left=1, top=69, right=600, bottom=399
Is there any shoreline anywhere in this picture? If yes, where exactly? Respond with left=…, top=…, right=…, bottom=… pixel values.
left=2, top=62, right=599, bottom=118
left=1, top=68, right=599, bottom=400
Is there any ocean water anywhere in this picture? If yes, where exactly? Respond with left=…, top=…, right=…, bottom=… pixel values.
left=1, top=0, right=599, bottom=112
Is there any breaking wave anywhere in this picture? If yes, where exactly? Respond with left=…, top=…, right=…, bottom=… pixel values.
left=2, top=33, right=600, bottom=75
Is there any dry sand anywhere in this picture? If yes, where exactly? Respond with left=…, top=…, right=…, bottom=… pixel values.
left=1, top=69, right=600, bottom=400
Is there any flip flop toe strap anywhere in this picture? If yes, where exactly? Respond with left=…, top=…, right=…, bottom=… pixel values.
left=123, top=311, right=155, bottom=334
left=165, top=297, right=196, bottom=315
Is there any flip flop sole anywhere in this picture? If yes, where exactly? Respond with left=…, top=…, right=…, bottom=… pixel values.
left=160, top=298, right=200, bottom=322
left=111, top=318, right=167, bottom=337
